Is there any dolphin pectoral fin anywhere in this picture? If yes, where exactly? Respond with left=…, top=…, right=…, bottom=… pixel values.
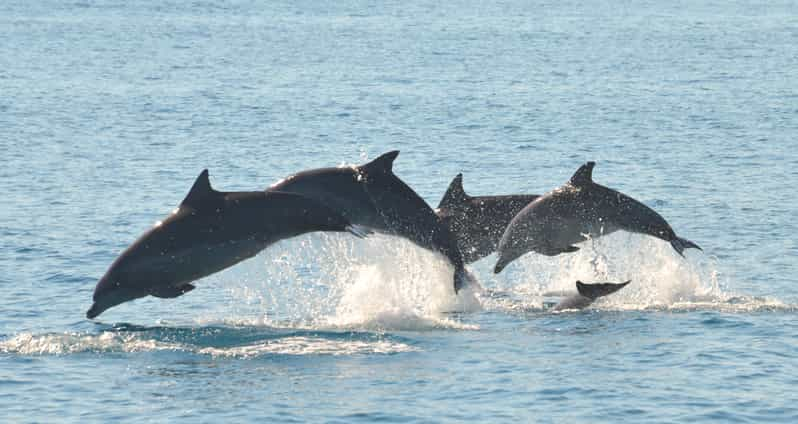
left=670, top=237, right=702, bottom=256
left=540, top=245, right=580, bottom=256
left=346, top=224, right=373, bottom=239
left=150, top=283, right=196, bottom=299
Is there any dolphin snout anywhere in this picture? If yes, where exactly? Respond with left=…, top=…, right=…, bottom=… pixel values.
left=86, top=302, right=105, bottom=319
left=86, top=274, right=145, bottom=319
left=87, top=278, right=115, bottom=319
left=494, top=256, right=510, bottom=274
left=86, top=274, right=114, bottom=319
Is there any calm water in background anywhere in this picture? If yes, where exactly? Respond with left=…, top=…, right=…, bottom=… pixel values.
left=2, top=0, right=798, bottom=422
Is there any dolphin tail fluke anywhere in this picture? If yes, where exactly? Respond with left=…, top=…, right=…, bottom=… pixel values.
left=453, top=266, right=475, bottom=293
left=576, top=280, right=631, bottom=300
left=670, top=237, right=702, bottom=256
left=346, top=224, right=373, bottom=239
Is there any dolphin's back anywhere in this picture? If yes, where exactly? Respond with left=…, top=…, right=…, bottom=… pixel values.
left=436, top=173, right=541, bottom=263
left=269, top=167, right=382, bottom=228
left=268, top=152, right=469, bottom=292
left=358, top=158, right=467, bottom=279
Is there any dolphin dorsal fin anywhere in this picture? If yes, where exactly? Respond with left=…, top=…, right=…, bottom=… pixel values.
left=569, top=161, right=596, bottom=187
left=361, top=150, right=399, bottom=175
left=438, top=173, right=469, bottom=209
left=180, top=169, right=219, bottom=208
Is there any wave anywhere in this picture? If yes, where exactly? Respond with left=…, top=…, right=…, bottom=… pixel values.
left=8, top=232, right=788, bottom=357
left=480, top=289, right=796, bottom=314
left=0, top=331, right=182, bottom=356
left=0, top=325, right=419, bottom=357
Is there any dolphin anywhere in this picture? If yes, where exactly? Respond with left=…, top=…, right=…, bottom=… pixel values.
left=268, top=151, right=472, bottom=292
left=435, top=174, right=539, bottom=264
left=87, top=170, right=367, bottom=319
left=495, top=161, right=701, bottom=273
left=551, top=280, right=630, bottom=311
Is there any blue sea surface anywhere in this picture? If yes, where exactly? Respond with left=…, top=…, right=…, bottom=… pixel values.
left=2, top=0, right=798, bottom=422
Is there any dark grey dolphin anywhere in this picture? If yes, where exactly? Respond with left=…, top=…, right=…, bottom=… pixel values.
left=268, top=151, right=472, bottom=292
left=495, top=161, right=701, bottom=273
left=435, top=174, right=539, bottom=264
left=87, top=170, right=366, bottom=319
left=551, top=280, right=630, bottom=311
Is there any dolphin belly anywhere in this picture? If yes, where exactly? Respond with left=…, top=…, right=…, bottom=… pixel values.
left=149, top=238, right=268, bottom=286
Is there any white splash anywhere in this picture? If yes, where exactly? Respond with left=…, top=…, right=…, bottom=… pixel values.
left=198, top=336, right=418, bottom=358
left=325, top=262, right=480, bottom=331
left=0, top=332, right=417, bottom=358
left=224, top=234, right=481, bottom=331
left=267, top=175, right=294, bottom=189
left=493, top=231, right=751, bottom=311
left=0, top=332, right=182, bottom=355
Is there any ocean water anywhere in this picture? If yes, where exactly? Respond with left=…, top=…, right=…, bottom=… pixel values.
left=2, top=0, right=798, bottom=422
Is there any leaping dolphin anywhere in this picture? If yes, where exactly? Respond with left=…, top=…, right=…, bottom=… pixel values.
left=87, top=170, right=366, bottom=319
left=495, top=161, right=701, bottom=273
left=435, top=174, right=539, bottom=264
left=268, top=151, right=472, bottom=292
left=551, top=280, right=630, bottom=311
